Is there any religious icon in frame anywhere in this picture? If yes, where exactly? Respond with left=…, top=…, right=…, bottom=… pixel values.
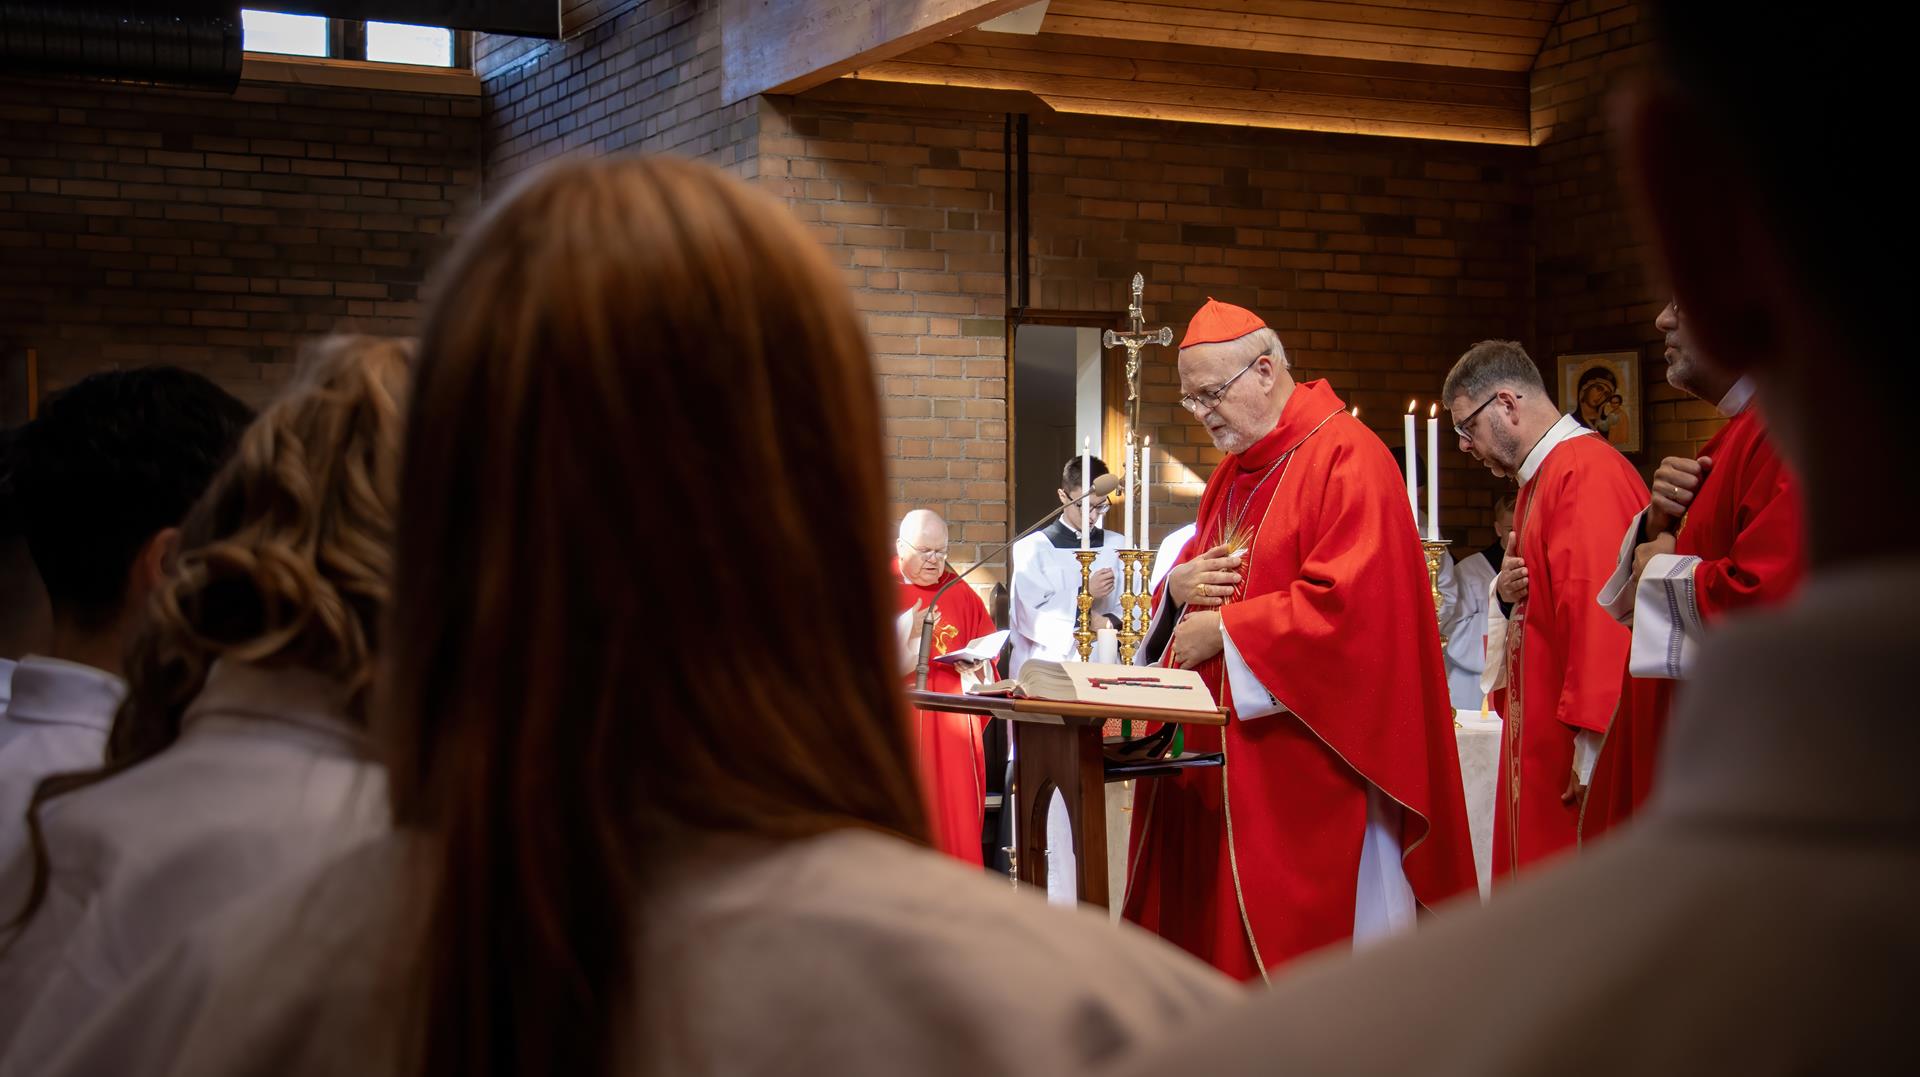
left=1556, top=350, right=1640, bottom=453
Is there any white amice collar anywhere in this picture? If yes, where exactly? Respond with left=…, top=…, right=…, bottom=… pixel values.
left=1716, top=377, right=1757, bottom=418
left=1517, top=413, right=1593, bottom=485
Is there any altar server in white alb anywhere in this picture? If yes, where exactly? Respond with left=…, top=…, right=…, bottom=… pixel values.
left=0, top=339, right=407, bottom=1072
left=1009, top=455, right=1128, bottom=675
left=0, top=368, right=250, bottom=870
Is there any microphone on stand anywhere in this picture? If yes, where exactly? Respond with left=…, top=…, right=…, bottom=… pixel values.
left=913, top=472, right=1121, bottom=693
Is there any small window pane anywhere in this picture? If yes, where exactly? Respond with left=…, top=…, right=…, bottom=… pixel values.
left=366, top=21, right=453, bottom=67
left=241, top=10, right=328, bottom=57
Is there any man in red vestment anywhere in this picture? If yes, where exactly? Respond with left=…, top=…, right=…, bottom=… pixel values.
left=1584, top=301, right=1804, bottom=835
left=894, top=509, right=997, bottom=865
left=1443, top=340, right=1646, bottom=881
left=1125, top=298, right=1476, bottom=982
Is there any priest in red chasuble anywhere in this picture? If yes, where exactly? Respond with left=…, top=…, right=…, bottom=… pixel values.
left=1585, top=301, right=1804, bottom=836
left=895, top=509, right=997, bottom=865
left=1443, top=340, right=1646, bottom=881
left=1126, top=299, right=1476, bottom=982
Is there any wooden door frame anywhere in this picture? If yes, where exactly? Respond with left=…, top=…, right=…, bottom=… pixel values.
left=1004, top=307, right=1129, bottom=546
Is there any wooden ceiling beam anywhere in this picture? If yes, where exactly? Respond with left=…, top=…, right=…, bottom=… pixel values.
left=852, top=59, right=1524, bottom=132
left=1033, top=93, right=1527, bottom=143
left=720, top=0, right=1038, bottom=104
left=925, top=31, right=1530, bottom=105
left=1041, top=0, right=1550, bottom=70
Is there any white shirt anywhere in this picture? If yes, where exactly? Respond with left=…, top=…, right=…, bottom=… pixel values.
left=0, top=661, right=386, bottom=1073
left=0, top=657, right=127, bottom=871
left=39, top=827, right=1239, bottom=1077
left=1009, top=523, right=1129, bottom=676
left=1109, top=556, right=1920, bottom=1077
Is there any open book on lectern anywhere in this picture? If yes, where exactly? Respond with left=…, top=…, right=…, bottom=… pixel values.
left=967, top=661, right=1216, bottom=713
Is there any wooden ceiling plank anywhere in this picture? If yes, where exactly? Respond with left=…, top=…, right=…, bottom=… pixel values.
left=958, top=28, right=1533, bottom=89
left=1330, top=0, right=1563, bottom=21
left=1150, top=0, right=1552, bottom=39
left=1040, top=12, right=1537, bottom=71
left=1046, top=0, right=1545, bottom=56
left=1033, top=93, right=1529, bottom=144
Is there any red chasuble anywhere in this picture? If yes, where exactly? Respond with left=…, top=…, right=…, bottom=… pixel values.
left=1583, top=408, right=1803, bottom=835
left=896, top=562, right=997, bottom=865
left=1123, top=380, right=1476, bottom=980
left=1490, top=432, right=1645, bottom=880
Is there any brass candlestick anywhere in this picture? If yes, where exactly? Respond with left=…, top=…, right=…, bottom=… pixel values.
left=1115, top=549, right=1148, bottom=665
left=1074, top=549, right=1099, bottom=662
left=1421, top=538, right=1452, bottom=649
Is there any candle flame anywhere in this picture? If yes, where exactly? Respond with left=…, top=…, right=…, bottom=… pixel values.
left=1429, top=403, right=1438, bottom=418
left=1406, top=399, right=1416, bottom=414
left=1350, top=406, right=1360, bottom=418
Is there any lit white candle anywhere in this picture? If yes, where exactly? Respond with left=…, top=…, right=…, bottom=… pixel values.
left=1403, top=401, right=1418, bottom=524
left=1122, top=432, right=1134, bottom=548
left=1427, top=403, right=1440, bottom=540
left=1080, top=436, right=1091, bottom=553
left=1140, top=435, right=1152, bottom=550
left=1351, top=405, right=1359, bottom=419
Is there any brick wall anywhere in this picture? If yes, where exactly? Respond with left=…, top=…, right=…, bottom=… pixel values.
left=0, top=76, right=480, bottom=407
left=1530, top=0, right=1706, bottom=470
left=759, top=99, right=1536, bottom=570
left=477, top=0, right=759, bottom=190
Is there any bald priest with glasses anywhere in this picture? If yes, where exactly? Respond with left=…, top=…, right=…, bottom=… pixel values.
left=1126, top=298, right=1475, bottom=983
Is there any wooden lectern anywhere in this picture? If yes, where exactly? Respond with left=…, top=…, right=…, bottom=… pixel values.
left=907, top=690, right=1226, bottom=909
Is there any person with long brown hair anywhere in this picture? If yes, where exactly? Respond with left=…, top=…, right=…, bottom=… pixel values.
left=0, top=336, right=409, bottom=1071
left=35, top=156, right=1234, bottom=1077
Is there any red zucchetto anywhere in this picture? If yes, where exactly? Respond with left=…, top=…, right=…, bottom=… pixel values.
left=1179, top=297, right=1266, bottom=349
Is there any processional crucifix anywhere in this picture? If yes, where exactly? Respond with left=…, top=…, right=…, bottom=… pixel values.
left=1087, top=273, right=1174, bottom=676
left=1103, top=272, right=1173, bottom=450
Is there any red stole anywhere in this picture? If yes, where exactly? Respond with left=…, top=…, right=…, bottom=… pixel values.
left=1583, top=408, right=1804, bottom=835
left=1490, top=434, right=1645, bottom=879
left=896, top=563, right=997, bottom=865
left=1122, top=379, right=1476, bottom=980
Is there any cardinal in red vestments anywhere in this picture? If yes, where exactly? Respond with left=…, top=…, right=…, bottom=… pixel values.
left=895, top=509, right=997, bottom=865
left=1443, top=340, right=1647, bottom=882
left=1125, top=299, right=1476, bottom=982
left=1584, top=301, right=1804, bottom=835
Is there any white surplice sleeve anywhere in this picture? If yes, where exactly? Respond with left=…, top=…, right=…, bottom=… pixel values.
left=1597, top=508, right=1648, bottom=625
left=1595, top=508, right=1704, bottom=680
left=1219, top=621, right=1286, bottom=721
left=1622, top=554, right=1705, bottom=680
left=1011, top=540, right=1076, bottom=664
left=1572, top=729, right=1604, bottom=785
